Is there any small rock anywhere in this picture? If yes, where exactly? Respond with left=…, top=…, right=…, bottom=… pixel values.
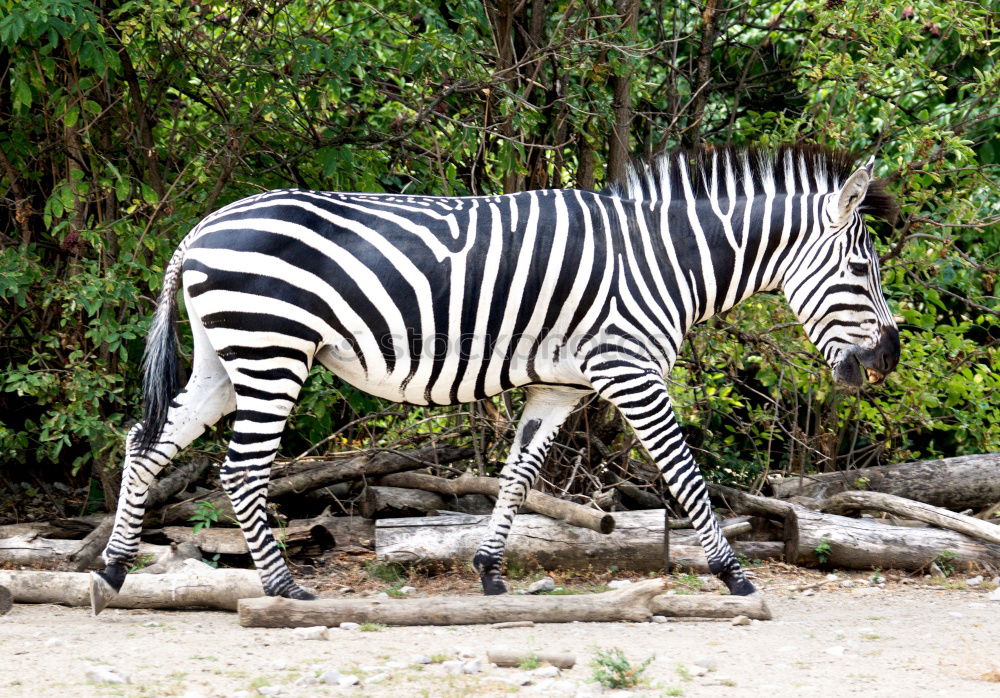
left=320, top=669, right=341, bottom=684
left=256, top=687, right=283, bottom=697
left=292, top=625, right=329, bottom=641
left=462, top=659, right=482, bottom=674
left=269, top=660, right=289, bottom=671
left=825, top=574, right=839, bottom=581
left=339, top=586, right=355, bottom=594
left=651, top=615, right=668, bottom=624
left=689, top=664, right=709, bottom=677
left=802, top=589, right=816, bottom=597
left=294, top=675, right=317, bottom=687
left=367, top=672, right=389, bottom=684
left=825, top=646, right=847, bottom=656
left=532, top=665, right=560, bottom=678
left=731, top=615, right=751, bottom=626
left=528, top=577, right=556, bottom=594
left=373, top=591, right=390, bottom=600
left=338, top=674, right=359, bottom=687
left=455, top=647, right=477, bottom=659
left=987, top=588, right=1000, bottom=602
left=410, top=655, right=433, bottom=665
left=398, top=585, right=416, bottom=594
left=948, top=611, right=963, bottom=618
left=693, top=657, right=718, bottom=671
left=513, top=589, right=527, bottom=595
left=442, top=659, right=465, bottom=675
left=929, top=562, right=946, bottom=578
left=85, top=666, right=129, bottom=685
left=502, top=673, right=532, bottom=687
left=966, top=575, right=983, bottom=586
left=43, top=638, right=64, bottom=647
left=339, top=621, right=361, bottom=631
left=841, top=580, right=855, bottom=588
left=142, top=621, right=164, bottom=628
left=607, top=580, right=632, bottom=590
left=385, top=660, right=408, bottom=670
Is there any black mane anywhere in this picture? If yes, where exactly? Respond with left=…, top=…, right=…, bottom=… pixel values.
left=604, top=144, right=898, bottom=224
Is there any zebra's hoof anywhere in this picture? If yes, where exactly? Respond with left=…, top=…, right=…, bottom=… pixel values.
left=481, top=575, right=508, bottom=596
left=283, top=585, right=318, bottom=601
left=89, top=563, right=127, bottom=616
left=723, top=575, right=757, bottom=597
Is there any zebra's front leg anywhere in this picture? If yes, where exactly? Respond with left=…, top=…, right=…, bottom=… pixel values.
left=473, top=387, right=583, bottom=595
left=598, top=374, right=756, bottom=596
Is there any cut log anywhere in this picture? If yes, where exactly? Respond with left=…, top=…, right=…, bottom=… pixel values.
left=148, top=457, right=213, bottom=508
left=0, top=515, right=104, bottom=540
left=379, top=472, right=615, bottom=534
left=361, top=486, right=447, bottom=519
left=785, top=505, right=1000, bottom=570
left=150, top=522, right=334, bottom=556
left=770, top=453, right=1000, bottom=510
left=0, top=534, right=169, bottom=569
left=0, top=560, right=263, bottom=610
left=488, top=650, right=576, bottom=668
left=375, top=510, right=754, bottom=572
left=649, top=593, right=771, bottom=620
left=240, top=579, right=666, bottom=626
left=148, top=445, right=474, bottom=525
left=68, top=516, right=114, bottom=571
left=820, top=490, right=1000, bottom=545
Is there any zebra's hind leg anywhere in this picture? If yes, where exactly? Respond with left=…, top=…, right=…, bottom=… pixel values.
left=91, top=353, right=235, bottom=614
left=217, top=354, right=315, bottom=600
left=594, top=371, right=756, bottom=596
left=473, top=387, right=583, bottom=595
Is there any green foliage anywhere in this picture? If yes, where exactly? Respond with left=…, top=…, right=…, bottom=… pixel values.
left=363, top=560, right=407, bottom=585
left=0, top=0, right=997, bottom=506
left=591, top=647, right=654, bottom=690
left=814, top=538, right=833, bottom=564
left=188, top=500, right=223, bottom=535
left=933, top=549, right=959, bottom=577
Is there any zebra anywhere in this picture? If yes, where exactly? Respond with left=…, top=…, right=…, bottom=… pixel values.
left=90, top=145, right=900, bottom=613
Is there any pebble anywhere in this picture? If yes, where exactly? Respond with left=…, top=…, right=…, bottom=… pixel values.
left=462, top=659, right=482, bottom=674
left=85, top=666, right=129, bottom=685
left=398, top=585, right=416, bottom=594
left=320, top=669, right=341, bottom=684
left=988, top=588, right=1000, bottom=602
left=385, top=660, right=408, bottom=670
left=841, top=580, right=855, bottom=588
left=373, top=591, right=390, bottom=600
left=528, top=577, right=556, bottom=594
left=269, top=660, right=289, bottom=671
left=338, top=674, right=359, bottom=687
left=339, top=586, right=355, bottom=594
left=825, top=573, right=839, bottom=581
left=651, top=615, right=668, bottom=624
left=292, top=625, right=329, bottom=641
left=502, top=672, right=533, bottom=687
left=802, top=589, right=816, bottom=596
left=442, top=660, right=465, bottom=674
left=825, top=646, right=847, bottom=656
left=454, top=647, right=477, bottom=659
left=142, top=620, right=164, bottom=627
left=367, top=673, right=389, bottom=684
left=966, top=575, right=983, bottom=586
left=533, top=665, right=560, bottom=678
left=731, top=615, right=751, bottom=626
left=410, top=655, right=433, bottom=665
left=607, top=580, right=632, bottom=589
left=43, top=638, right=64, bottom=647
left=693, top=657, right=717, bottom=671
left=256, top=687, right=283, bottom=696
left=689, top=664, right=709, bottom=677
left=294, top=675, right=317, bottom=687
left=339, top=622, right=361, bottom=631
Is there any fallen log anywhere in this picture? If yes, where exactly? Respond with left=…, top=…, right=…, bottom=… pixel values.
left=375, top=510, right=754, bottom=572
left=379, top=472, right=615, bottom=534
left=488, top=650, right=576, bottom=668
left=150, top=521, right=334, bottom=555
left=68, top=516, right=114, bottom=571
left=0, top=534, right=169, bottom=569
left=0, top=515, right=104, bottom=540
left=148, top=445, right=474, bottom=525
left=712, top=484, right=1000, bottom=571
left=820, top=490, right=1000, bottom=545
left=770, top=453, right=1000, bottom=510
left=0, top=560, right=263, bottom=610
left=649, top=593, right=771, bottom=620
left=0, top=585, right=11, bottom=615
left=361, top=486, right=447, bottom=519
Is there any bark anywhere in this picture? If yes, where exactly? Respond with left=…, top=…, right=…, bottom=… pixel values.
left=68, top=516, right=114, bottom=571
left=488, top=650, right=576, bottom=668
left=0, top=534, right=169, bottom=569
left=819, top=490, right=1000, bottom=546
left=0, top=561, right=262, bottom=611
left=0, top=515, right=104, bottom=539
left=148, top=445, right=473, bottom=525
left=150, top=521, right=334, bottom=555
left=375, top=510, right=754, bottom=572
left=649, top=592, right=772, bottom=620
left=240, top=579, right=667, bottom=626
left=769, top=454, right=1000, bottom=511
left=361, top=486, right=447, bottom=519
left=379, top=472, right=615, bottom=533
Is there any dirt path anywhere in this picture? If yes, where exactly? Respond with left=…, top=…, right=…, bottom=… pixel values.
left=2, top=571, right=998, bottom=697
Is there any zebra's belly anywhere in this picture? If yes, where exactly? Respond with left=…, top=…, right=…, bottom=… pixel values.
left=315, top=341, right=588, bottom=406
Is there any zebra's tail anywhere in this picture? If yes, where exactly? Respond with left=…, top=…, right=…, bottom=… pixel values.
left=134, top=245, right=185, bottom=456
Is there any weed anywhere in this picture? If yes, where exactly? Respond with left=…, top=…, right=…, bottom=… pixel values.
left=672, top=573, right=704, bottom=592
left=386, top=587, right=407, bottom=598
left=429, top=653, right=449, bottom=664
left=359, top=623, right=385, bottom=632
left=735, top=552, right=764, bottom=569
left=591, top=647, right=654, bottom=689
left=664, top=687, right=684, bottom=696
left=813, top=538, right=832, bottom=564
left=189, top=500, right=224, bottom=534
left=364, top=560, right=407, bottom=584
left=518, top=653, right=540, bottom=670
left=933, top=550, right=958, bottom=577
left=128, top=554, right=155, bottom=573
left=674, top=663, right=692, bottom=681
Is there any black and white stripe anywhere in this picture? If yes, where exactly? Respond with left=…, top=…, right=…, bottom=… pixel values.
left=92, top=145, right=899, bottom=608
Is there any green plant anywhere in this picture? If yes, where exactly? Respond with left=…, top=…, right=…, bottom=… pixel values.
left=665, top=686, right=684, bottom=696
left=359, top=623, right=384, bottom=632
left=933, top=550, right=958, bottom=577
left=128, top=554, right=155, bottom=573
left=189, top=500, right=223, bottom=534
left=363, top=561, right=407, bottom=585
left=518, top=654, right=540, bottom=670
left=814, top=538, right=832, bottom=564
left=591, top=647, right=654, bottom=690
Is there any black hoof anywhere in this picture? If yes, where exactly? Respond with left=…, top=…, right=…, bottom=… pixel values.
left=722, top=573, right=757, bottom=596
left=90, top=563, right=127, bottom=616
left=284, top=586, right=317, bottom=601
left=481, top=575, right=508, bottom=596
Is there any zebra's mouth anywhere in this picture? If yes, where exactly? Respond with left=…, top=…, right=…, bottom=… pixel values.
left=866, top=368, right=886, bottom=384
left=833, top=353, right=887, bottom=387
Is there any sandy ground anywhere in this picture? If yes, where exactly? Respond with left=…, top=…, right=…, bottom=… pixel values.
left=1, top=569, right=998, bottom=698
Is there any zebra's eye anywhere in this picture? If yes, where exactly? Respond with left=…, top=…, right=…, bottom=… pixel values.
left=848, top=261, right=869, bottom=276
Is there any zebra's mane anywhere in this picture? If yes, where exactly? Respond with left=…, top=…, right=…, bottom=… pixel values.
left=605, top=145, right=898, bottom=223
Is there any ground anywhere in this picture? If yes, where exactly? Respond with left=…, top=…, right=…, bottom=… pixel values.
left=1, top=564, right=998, bottom=697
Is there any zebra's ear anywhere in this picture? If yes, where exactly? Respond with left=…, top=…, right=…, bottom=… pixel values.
left=832, top=166, right=871, bottom=224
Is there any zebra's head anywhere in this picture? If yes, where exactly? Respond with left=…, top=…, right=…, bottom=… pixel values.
left=782, top=157, right=900, bottom=388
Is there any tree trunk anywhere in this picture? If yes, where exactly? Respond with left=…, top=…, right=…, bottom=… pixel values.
left=379, top=472, right=615, bottom=533
left=819, top=490, right=1000, bottom=545
left=149, top=522, right=334, bottom=555
left=769, top=454, right=1000, bottom=511
left=0, top=562, right=262, bottom=610
left=375, top=510, right=755, bottom=572
left=0, top=536, right=169, bottom=570
left=362, top=486, right=447, bottom=519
